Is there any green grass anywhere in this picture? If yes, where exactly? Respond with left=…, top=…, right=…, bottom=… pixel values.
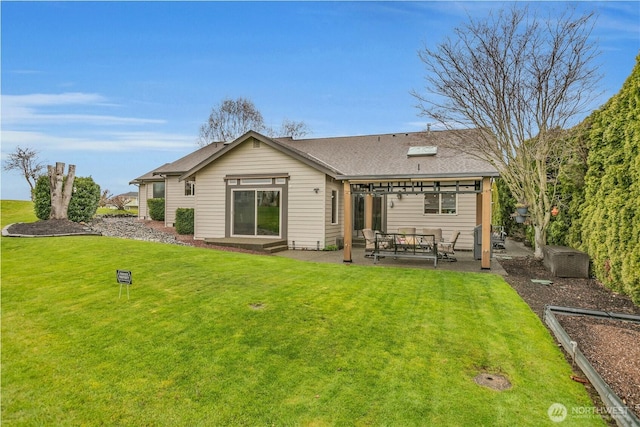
left=1, top=200, right=37, bottom=227
left=96, top=206, right=138, bottom=216
left=1, top=201, right=603, bottom=426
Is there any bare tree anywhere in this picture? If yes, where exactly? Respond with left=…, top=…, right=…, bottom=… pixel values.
left=109, top=195, right=132, bottom=211
left=3, top=146, right=46, bottom=200
left=99, top=189, right=113, bottom=207
left=413, top=5, right=600, bottom=258
left=198, top=97, right=311, bottom=146
left=276, top=119, right=310, bottom=139
left=197, top=97, right=266, bottom=146
left=48, top=162, right=76, bottom=220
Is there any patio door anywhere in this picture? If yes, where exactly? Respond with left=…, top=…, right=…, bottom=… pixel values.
left=232, top=189, right=281, bottom=237
left=353, top=194, right=385, bottom=235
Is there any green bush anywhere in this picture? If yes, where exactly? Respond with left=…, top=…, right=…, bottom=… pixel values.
left=147, top=198, right=165, bottom=221
left=33, top=175, right=51, bottom=220
left=175, top=208, right=194, bottom=235
left=33, top=175, right=100, bottom=223
left=572, top=56, right=640, bottom=304
left=67, top=177, right=101, bottom=222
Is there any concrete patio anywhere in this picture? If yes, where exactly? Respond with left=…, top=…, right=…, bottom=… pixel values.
left=275, top=238, right=533, bottom=276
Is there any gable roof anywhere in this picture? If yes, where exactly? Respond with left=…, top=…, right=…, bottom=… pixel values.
left=129, top=141, right=226, bottom=184
left=274, top=129, right=499, bottom=180
left=180, top=130, right=342, bottom=181
left=133, top=129, right=499, bottom=186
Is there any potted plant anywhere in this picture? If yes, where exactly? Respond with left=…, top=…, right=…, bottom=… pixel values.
left=515, top=201, right=529, bottom=216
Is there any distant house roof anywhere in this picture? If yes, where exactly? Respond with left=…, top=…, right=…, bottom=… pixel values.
left=117, top=192, right=138, bottom=198
left=134, top=129, right=499, bottom=185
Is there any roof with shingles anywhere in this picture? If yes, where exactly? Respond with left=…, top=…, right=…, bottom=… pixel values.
left=132, top=129, right=498, bottom=185
left=129, top=142, right=227, bottom=183
left=274, top=129, right=498, bottom=179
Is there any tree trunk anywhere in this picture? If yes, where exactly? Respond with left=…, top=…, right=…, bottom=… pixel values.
left=533, top=224, right=546, bottom=259
left=48, top=162, right=76, bottom=220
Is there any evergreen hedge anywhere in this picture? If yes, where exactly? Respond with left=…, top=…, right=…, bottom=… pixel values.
left=33, top=175, right=51, bottom=220
left=570, top=56, right=640, bottom=304
left=67, top=177, right=100, bottom=222
left=147, top=198, right=165, bottom=221
left=175, top=208, right=194, bottom=235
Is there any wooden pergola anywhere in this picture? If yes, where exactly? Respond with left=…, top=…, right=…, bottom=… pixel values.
left=341, top=176, right=494, bottom=269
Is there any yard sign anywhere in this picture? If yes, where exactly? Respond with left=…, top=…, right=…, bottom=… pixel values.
left=116, top=270, right=132, bottom=299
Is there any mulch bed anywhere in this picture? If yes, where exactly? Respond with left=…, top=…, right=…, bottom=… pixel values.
left=500, top=257, right=640, bottom=422
left=5, top=220, right=640, bottom=421
left=5, top=219, right=98, bottom=236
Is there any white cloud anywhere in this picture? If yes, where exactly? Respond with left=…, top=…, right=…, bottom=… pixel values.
left=1, top=92, right=191, bottom=154
left=2, top=92, right=163, bottom=126
left=1, top=130, right=195, bottom=152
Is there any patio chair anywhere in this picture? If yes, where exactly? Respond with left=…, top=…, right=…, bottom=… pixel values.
left=362, top=228, right=377, bottom=257
left=422, top=228, right=442, bottom=245
left=397, top=227, right=417, bottom=247
left=438, top=230, right=460, bottom=261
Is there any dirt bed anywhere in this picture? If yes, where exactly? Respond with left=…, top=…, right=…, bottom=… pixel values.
left=5, top=219, right=98, bottom=236
left=499, top=257, right=640, bottom=421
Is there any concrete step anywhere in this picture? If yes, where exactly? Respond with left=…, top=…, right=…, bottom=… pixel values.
left=204, top=238, right=287, bottom=253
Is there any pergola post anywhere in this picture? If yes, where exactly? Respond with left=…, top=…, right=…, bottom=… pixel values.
left=343, top=181, right=353, bottom=263
left=364, top=194, right=373, bottom=230
left=481, top=177, right=492, bottom=269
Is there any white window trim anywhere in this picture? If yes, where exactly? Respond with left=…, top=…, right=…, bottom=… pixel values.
left=424, top=193, right=458, bottom=215
left=331, top=190, right=339, bottom=225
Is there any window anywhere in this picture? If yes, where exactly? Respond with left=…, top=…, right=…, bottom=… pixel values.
left=424, top=193, right=457, bottom=214
left=331, top=190, right=338, bottom=224
left=185, top=181, right=195, bottom=196
left=153, top=182, right=165, bottom=198
left=241, top=178, right=272, bottom=185
left=232, top=189, right=281, bottom=236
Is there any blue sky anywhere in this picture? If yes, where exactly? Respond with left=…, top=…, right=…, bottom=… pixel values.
left=2, top=1, right=639, bottom=201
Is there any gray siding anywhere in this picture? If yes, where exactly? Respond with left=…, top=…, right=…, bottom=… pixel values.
left=164, top=176, right=195, bottom=227
left=137, top=183, right=152, bottom=219
left=194, top=138, right=329, bottom=249
left=324, top=178, right=344, bottom=248
left=386, top=192, right=478, bottom=250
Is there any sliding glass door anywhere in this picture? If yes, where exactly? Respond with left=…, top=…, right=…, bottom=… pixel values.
left=232, top=189, right=281, bottom=237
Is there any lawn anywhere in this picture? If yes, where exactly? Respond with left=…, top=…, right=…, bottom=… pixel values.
left=1, top=201, right=603, bottom=426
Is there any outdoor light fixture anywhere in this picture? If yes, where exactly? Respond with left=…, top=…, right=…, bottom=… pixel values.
left=397, top=193, right=402, bottom=199
left=313, top=188, right=320, bottom=193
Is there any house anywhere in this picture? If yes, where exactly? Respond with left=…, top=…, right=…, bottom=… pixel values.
left=114, top=191, right=139, bottom=209
left=131, top=129, right=499, bottom=268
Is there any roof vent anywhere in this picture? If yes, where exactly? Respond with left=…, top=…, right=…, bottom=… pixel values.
left=407, top=146, right=437, bottom=157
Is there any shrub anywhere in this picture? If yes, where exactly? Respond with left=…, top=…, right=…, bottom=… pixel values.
left=33, top=175, right=101, bottom=222
left=148, top=198, right=165, bottom=221
left=67, top=177, right=101, bottom=222
left=175, top=208, right=194, bottom=235
left=572, top=56, right=640, bottom=304
left=33, top=175, right=51, bottom=220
